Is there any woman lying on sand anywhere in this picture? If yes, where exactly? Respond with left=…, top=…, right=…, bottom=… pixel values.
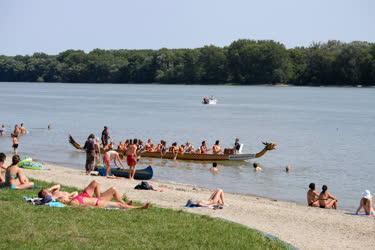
left=4, top=155, right=34, bottom=189
left=39, top=180, right=150, bottom=209
left=186, top=189, right=225, bottom=209
left=355, top=190, right=374, bottom=216
left=319, top=185, right=338, bottom=209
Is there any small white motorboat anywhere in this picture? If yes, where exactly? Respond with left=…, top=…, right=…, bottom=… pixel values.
left=202, top=96, right=217, bottom=105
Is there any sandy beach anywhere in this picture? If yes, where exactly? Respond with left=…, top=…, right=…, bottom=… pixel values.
left=7, top=158, right=374, bottom=250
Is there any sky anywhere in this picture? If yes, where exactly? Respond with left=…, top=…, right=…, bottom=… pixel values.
left=0, top=0, right=374, bottom=55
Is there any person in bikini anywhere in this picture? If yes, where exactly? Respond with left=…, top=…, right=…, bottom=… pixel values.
left=39, top=180, right=150, bottom=209
left=355, top=190, right=374, bottom=216
left=318, top=185, right=338, bottom=209
left=126, top=139, right=138, bottom=180
left=4, top=155, right=34, bottom=189
left=307, top=183, right=320, bottom=207
left=11, top=133, right=19, bottom=154
left=103, top=150, right=124, bottom=176
left=212, top=140, right=222, bottom=154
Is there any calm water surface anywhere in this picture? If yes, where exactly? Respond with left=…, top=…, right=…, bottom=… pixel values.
left=0, top=82, right=374, bottom=210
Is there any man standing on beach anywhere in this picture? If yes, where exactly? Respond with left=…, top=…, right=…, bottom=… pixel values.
left=126, top=139, right=138, bottom=180
left=101, top=126, right=110, bottom=147
left=83, top=134, right=96, bottom=175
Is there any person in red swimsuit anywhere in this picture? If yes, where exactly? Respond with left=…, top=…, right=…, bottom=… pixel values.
left=126, top=139, right=138, bottom=180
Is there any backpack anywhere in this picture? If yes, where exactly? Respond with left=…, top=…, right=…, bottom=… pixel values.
left=134, top=181, right=153, bottom=190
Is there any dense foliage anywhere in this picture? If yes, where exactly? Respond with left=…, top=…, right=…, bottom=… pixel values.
left=0, top=39, right=374, bottom=85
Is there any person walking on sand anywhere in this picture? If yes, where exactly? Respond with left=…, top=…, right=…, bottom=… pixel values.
left=103, top=150, right=124, bottom=176
left=11, top=133, right=19, bottom=154
left=83, top=134, right=96, bottom=175
left=355, top=190, right=374, bottom=216
left=307, top=183, right=319, bottom=207
left=319, top=185, right=338, bottom=209
left=101, top=126, right=111, bottom=147
left=126, top=139, right=138, bottom=180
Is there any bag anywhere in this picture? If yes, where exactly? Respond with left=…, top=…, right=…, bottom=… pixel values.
left=134, top=181, right=153, bottom=190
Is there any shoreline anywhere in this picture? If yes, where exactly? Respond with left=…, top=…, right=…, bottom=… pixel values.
left=8, top=157, right=375, bottom=250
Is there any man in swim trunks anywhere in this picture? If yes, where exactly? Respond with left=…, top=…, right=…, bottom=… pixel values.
left=307, top=183, right=319, bottom=207
left=11, top=133, right=19, bottom=154
left=126, top=139, right=138, bottom=180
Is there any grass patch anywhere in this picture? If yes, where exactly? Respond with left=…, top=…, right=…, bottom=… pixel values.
left=0, top=180, right=289, bottom=249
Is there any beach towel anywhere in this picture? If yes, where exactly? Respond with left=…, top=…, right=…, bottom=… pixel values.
left=24, top=196, right=65, bottom=207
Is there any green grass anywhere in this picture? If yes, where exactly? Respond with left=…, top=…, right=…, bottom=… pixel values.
left=0, top=180, right=289, bottom=249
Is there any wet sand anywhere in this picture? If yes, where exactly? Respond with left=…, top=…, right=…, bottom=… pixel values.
left=10, top=159, right=375, bottom=250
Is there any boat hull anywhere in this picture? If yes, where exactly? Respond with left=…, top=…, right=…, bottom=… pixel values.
left=139, top=151, right=255, bottom=161
left=109, top=166, right=153, bottom=180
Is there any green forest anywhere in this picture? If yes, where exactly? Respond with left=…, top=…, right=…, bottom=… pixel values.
left=0, top=39, right=374, bottom=85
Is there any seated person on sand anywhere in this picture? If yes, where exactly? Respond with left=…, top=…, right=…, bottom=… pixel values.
left=39, top=180, right=150, bottom=209
left=5, top=155, right=34, bottom=189
left=198, top=189, right=225, bottom=208
left=355, top=190, right=374, bottom=216
left=145, top=139, right=154, bottom=152
left=38, top=184, right=78, bottom=201
left=212, top=140, right=222, bottom=154
left=307, top=183, right=319, bottom=207
left=0, top=153, right=7, bottom=183
left=318, top=185, right=338, bottom=209
left=103, top=150, right=124, bottom=176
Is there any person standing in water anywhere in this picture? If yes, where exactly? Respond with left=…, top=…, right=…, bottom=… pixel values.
left=0, top=124, right=5, bottom=136
left=13, top=124, right=21, bottom=137
left=126, top=139, right=138, bottom=180
left=83, top=134, right=96, bottom=175
left=101, top=126, right=111, bottom=147
left=209, top=162, right=219, bottom=174
left=11, top=134, right=19, bottom=154
left=20, top=123, right=28, bottom=134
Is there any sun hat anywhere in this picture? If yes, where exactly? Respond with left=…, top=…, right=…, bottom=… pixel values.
left=362, top=190, right=372, bottom=200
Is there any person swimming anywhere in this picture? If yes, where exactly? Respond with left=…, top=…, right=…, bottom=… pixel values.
left=209, top=162, right=219, bottom=174
left=253, top=162, right=263, bottom=172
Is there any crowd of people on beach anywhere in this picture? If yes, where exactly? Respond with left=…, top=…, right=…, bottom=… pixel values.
left=0, top=124, right=374, bottom=216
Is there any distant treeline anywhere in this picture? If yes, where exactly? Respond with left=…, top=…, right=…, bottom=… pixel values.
left=0, top=39, right=374, bottom=85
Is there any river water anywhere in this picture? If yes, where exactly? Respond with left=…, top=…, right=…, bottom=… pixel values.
left=0, top=82, right=374, bottom=210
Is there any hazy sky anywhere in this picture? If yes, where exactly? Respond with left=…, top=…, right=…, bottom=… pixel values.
left=0, top=0, right=374, bottom=55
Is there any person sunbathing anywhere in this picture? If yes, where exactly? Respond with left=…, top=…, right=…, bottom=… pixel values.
left=38, top=184, right=78, bottom=201
left=307, top=183, right=319, bottom=207
left=5, top=155, right=34, bottom=189
left=197, top=189, right=225, bottom=208
left=318, top=185, right=338, bottom=209
left=39, top=180, right=150, bottom=209
left=355, top=190, right=374, bottom=216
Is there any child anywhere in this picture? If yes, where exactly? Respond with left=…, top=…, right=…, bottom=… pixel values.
left=11, top=134, right=19, bottom=154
